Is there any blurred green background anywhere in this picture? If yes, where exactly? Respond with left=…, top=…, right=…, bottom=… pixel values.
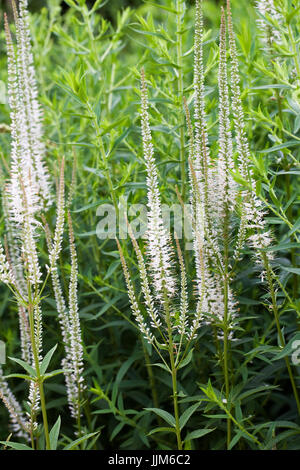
left=0, top=0, right=235, bottom=22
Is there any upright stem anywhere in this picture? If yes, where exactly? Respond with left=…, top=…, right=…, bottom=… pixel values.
left=164, top=293, right=182, bottom=450
left=77, top=399, right=82, bottom=439
left=141, top=337, right=161, bottom=425
left=108, top=62, right=116, bottom=113
left=287, top=24, right=300, bottom=83
left=176, top=0, right=185, bottom=199
left=86, top=101, right=119, bottom=220
left=38, top=376, right=50, bottom=450
left=223, top=173, right=231, bottom=449
left=263, top=254, right=300, bottom=416
left=223, top=272, right=231, bottom=449
left=29, top=425, right=35, bottom=450
left=28, top=303, right=50, bottom=450
left=278, top=25, right=300, bottom=298
left=269, top=40, right=299, bottom=299
left=170, top=361, right=181, bottom=450
left=285, top=171, right=298, bottom=298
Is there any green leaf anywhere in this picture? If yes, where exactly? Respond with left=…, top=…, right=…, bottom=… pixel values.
left=148, top=427, right=176, bottom=436
left=104, top=261, right=120, bottom=280
left=63, top=0, right=79, bottom=8
left=110, top=422, right=125, bottom=441
left=72, top=201, right=103, bottom=213
left=143, top=1, right=178, bottom=14
left=203, top=414, right=228, bottom=419
left=112, top=355, right=139, bottom=406
left=93, top=409, right=115, bottom=415
left=8, top=357, right=36, bottom=377
left=93, top=296, right=122, bottom=319
left=271, top=333, right=300, bottom=361
left=178, top=348, right=193, bottom=369
left=281, top=266, right=300, bottom=275
left=287, top=216, right=300, bottom=238
left=63, top=432, right=100, bottom=450
left=184, top=428, right=215, bottom=442
left=109, top=127, right=132, bottom=155
left=50, top=416, right=61, bottom=450
left=145, top=408, right=175, bottom=427
left=275, top=170, right=300, bottom=176
left=40, top=344, right=58, bottom=376
left=251, top=84, right=291, bottom=90
left=287, top=5, right=300, bottom=22
left=129, top=27, right=173, bottom=43
left=4, top=373, right=35, bottom=382
left=90, top=0, right=109, bottom=14
left=229, top=431, right=244, bottom=450
left=179, top=403, right=200, bottom=430
left=0, top=441, right=33, bottom=450
left=238, top=385, right=278, bottom=401
left=151, top=362, right=171, bottom=373
left=265, top=242, right=300, bottom=252
left=259, top=140, right=299, bottom=154
left=294, top=115, right=300, bottom=134
left=266, top=429, right=300, bottom=449
left=42, top=369, right=67, bottom=381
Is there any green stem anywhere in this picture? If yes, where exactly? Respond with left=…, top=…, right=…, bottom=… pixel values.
left=141, top=338, right=161, bottom=424
left=171, top=364, right=181, bottom=450
left=271, top=45, right=299, bottom=300
left=223, top=173, right=231, bottom=449
left=219, top=400, right=262, bottom=448
left=263, top=253, right=300, bottom=416
left=28, top=304, right=50, bottom=450
left=259, top=194, right=300, bottom=243
left=164, top=293, right=182, bottom=450
left=86, top=101, right=119, bottom=220
left=223, top=273, right=231, bottom=450
left=38, top=379, right=50, bottom=450
left=176, top=0, right=185, bottom=200
left=30, top=427, right=35, bottom=450
left=108, top=62, right=116, bottom=114
left=287, top=24, right=300, bottom=82
left=96, top=388, right=171, bottom=447
left=285, top=171, right=298, bottom=298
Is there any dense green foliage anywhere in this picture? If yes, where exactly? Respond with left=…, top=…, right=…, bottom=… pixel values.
left=0, top=0, right=300, bottom=450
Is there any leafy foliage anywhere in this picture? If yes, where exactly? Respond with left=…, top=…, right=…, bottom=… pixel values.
left=0, top=0, right=299, bottom=450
